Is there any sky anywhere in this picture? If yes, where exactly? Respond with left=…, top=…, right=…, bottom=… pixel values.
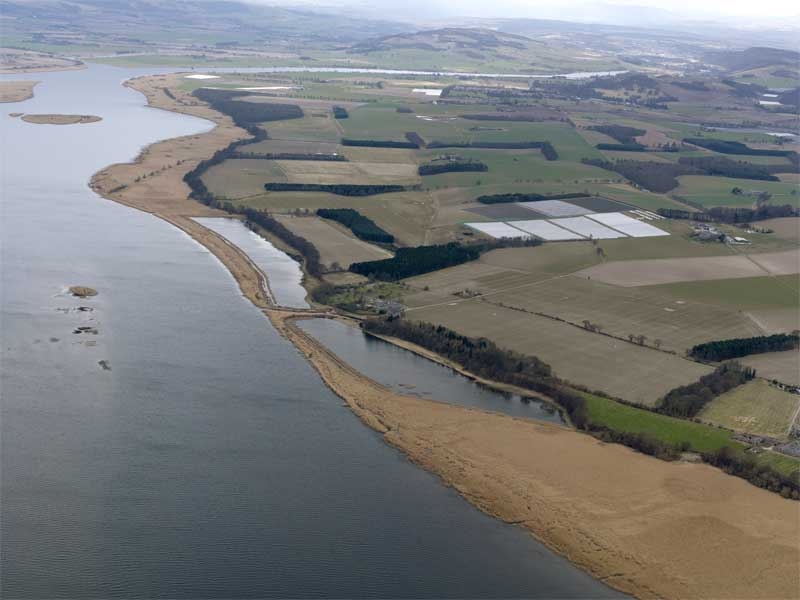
left=445, top=0, right=800, bottom=18
left=267, top=0, right=800, bottom=23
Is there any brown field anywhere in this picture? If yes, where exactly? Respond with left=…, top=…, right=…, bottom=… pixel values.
left=575, top=250, right=800, bottom=286
left=21, top=113, right=102, bottom=125
left=746, top=308, right=800, bottom=334
left=699, top=379, right=800, bottom=439
left=403, top=245, right=762, bottom=352
left=741, top=350, right=800, bottom=386
left=758, top=217, right=800, bottom=243
left=275, top=159, right=419, bottom=185
left=635, top=128, right=675, bottom=147
left=0, top=80, right=37, bottom=103
left=749, top=249, right=800, bottom=275
left=404, top=244, right=602, bottom=305
left=408, top=300, right=711, bottom=405
left=275, top=215, right=392, bottom=268
left=490, top=277, right=760, bottom=353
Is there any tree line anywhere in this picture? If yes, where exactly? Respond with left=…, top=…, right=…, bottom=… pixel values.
left=341, top=138, right=420, bottom=149
left=690, top=333, right=799, bottom=362
left=193, top=88, right=303, bottom=126
left=476, top=191, right=589, bottom=204
left=656, top=362, right=755, bottom=419
left=361, top=317, right=591, bottom=427
left=232, top=152, right=347, bottom=161
left=405, top=132, right=426, bottom=148
left=316, top=208, right=394, bottom=244
left=702, top=446, right=799, bottom=499
left=657, top=205, right=798, bottom=223
left=677, top=156, right=779, bottom=181
left=350, top=243, right=481, bottom=280
left=418, top=160, right=488, bottom=175
left=588, top=124, right=646, bottom=144
left=582, top=158, right=695, bottom=192
left=683, top=137, right=796, bottom=157
left=426, top=140, right=559, bottom=160
left=264, top=183, right=409, bottom=196
left=584, top=155, right=785, bottom=193
left=240, top=208, right=323, bottom=278
left=595, top=143, right=646, bottom=151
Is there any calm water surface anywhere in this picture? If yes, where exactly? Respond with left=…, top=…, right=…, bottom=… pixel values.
left=1, top=64, right=623, bottom=598
left=299, top=318, right=565, bottom=424
left=193, top=217, right=308, bottom=308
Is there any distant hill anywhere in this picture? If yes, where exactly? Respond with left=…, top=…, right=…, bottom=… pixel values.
left=351, top=27, right=541, bottom=55
left=704, top=47, right=800, bottom=72
left=0, top=0, right=409, bottom=44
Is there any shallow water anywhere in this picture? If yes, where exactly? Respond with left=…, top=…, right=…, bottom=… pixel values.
left=193, top=217, right=308, bottom=308
left=299, top=319, right=565, bottom=424
left=1, top=64, right=623, bottom=598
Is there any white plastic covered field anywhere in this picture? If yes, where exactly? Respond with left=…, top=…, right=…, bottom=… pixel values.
left=510, top=219, right=585, bottom=240
left=552, top=216, right=627, bottom=239
left=519, top=200, right=594, bottom=217
left=466, top=222, right=530, bottom=239
left=587, top=212, right=670, bottom=237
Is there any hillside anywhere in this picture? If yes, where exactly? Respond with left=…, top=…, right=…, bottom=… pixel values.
left=0, top=0, right=409, bottom=47
left=705, top=46, right=800, bottom=71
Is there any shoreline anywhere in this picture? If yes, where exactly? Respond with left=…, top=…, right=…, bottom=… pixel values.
left=91, top=72, right=800, bottom=600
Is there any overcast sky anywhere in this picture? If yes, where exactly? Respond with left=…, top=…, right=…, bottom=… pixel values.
left=271, top=0, right=799, bottom=22
left=443, top=0, right=799, bottom=18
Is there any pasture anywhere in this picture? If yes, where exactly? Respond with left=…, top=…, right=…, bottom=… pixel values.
left=647, top=274, right=799, bottom=311
left=203, top=158, right=287, bottom=198
left=673, top=175, right=800, bottom=209
left=699, top=380, right=800, bottom=440
left=408, top=300, right=711, bottom=405
left=275, top=215, right=393, bottom=268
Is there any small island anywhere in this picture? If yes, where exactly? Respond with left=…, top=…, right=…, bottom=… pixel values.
left=69, top=285, right=98, bottom=298
left=22, top=114, right=102, bottom=125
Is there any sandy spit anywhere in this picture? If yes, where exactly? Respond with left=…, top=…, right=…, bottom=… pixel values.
left=92, top=73, right=800, bottom=600
left=0, top=80, right=38, bottom=103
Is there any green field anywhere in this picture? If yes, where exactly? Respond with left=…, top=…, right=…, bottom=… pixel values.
left=584, top=392, right=800, bottom=477
left=584, top=393, right=735, bottom=452
left=647, top=274, right=800, bottom=310
left=699, top=380, right=800, bottom=440
left=674, top=175, right=800, bottom=209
